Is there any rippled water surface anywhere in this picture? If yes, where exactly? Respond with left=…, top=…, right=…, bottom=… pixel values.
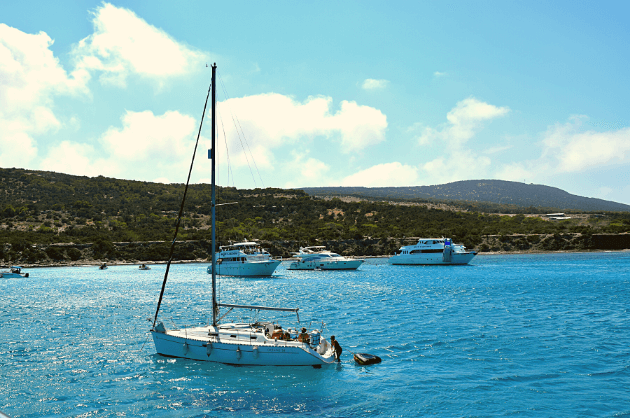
left=2, top=252, right=630, bottom=417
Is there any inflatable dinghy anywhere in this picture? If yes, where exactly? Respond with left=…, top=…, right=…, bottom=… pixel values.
left=353, top=353, right=382, bottom=365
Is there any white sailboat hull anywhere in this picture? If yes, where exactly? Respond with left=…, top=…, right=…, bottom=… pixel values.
left=388, top=252, right=476, bottom=265
left=151, top=326, right=336, bottom=366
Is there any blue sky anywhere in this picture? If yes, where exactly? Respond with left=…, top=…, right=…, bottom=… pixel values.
left=2, top=1, right=630, bottom=204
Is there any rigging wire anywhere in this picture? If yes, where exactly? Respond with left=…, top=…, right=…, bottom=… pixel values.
left=215, top=73, right=244, bottom=244
left=217, top=109, right=236, bottom=189
left=217, top=72, right=266, bottom=189
left=214, top=111, right=221, bottom=308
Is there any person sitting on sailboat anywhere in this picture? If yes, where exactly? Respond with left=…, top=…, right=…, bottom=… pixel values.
left=271, top=325, right=291, bottom=340
left=297, top=327, right=310, bottom=344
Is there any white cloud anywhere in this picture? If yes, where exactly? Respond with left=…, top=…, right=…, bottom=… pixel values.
left=496, top=116, right=630, bottom=181
left=542, top=116, right=630, bottom=172
left=282, top=151, right=331, bottom=188
left=72, top=2, right=205, bottom=86
left=40, top=141, right=105, bottom=176
left=433, top=71, right=446, bottom=77
left=39, top=110, right=198, bottom=182
left=31, top=91, right=386, bottom=186
left=361, top=79, right=389, bottom=90
left=422, top=151, right=492, bottom=184
left=215, top=93, right=387, bottom=165
left=483, top=144, right=513, bottom=154
left=416, top=97, right=509, bottom=183
left=0, top=23, right=88, bottom=166
left=100, top=110, right=197, bottom=179
left=418, top=97, right=509, bottom=146
left=333, top=100, right=387, bottom=152
left=299, top=157, right=330, bottom=180
left=339, top=162, right=419, bottom=187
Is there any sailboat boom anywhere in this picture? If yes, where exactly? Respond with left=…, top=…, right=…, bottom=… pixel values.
left=218, top=303, right=299, bottom=313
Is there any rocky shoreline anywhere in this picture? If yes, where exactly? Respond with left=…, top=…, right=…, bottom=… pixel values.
left=2, top=233, right=629, bottom=269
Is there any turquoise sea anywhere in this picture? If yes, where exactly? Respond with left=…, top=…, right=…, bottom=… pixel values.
left=1, top=252, right=630, bottom=417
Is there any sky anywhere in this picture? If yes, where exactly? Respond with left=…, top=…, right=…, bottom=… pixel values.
left=2, top=1, right=630, bottom=204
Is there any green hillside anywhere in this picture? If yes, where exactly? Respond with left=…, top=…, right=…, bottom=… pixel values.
left=301, top=180, right=630, bottom=212
left=2, top=167, right=630, bottom=264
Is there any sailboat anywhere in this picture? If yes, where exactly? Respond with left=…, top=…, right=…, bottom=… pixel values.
left=150, top=64, right=337, bottom=366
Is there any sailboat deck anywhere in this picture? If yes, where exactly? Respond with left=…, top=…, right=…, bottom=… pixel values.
left=167, top=326, right=212, bottom=341
left=163, top=325, right=329, bottom=350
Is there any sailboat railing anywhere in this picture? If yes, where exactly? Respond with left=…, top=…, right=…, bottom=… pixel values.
left=218, top=303, right=299, bottom=313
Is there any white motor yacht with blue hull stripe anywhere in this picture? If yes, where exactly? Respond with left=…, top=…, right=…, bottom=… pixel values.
left=208, top=241, right=281, bottom=277
left=288, top=246, right=364, bottom=270
left=389, top=238, right=477, bottom=265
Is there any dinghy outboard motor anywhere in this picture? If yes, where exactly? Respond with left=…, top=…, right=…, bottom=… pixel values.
left=353, top=353, right=382, bottom=365
left=317, top=338, right=329, bottom=355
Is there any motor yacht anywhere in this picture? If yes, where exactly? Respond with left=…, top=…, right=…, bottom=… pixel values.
left=388, top=238, right=476, bottom=265
left=0, top=266, right=29, bottom=278
left=287, top=246, right=364, bottom=270
left=207, top=241, right=281, bottom=277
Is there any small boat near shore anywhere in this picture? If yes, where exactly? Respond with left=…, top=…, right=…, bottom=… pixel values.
left=288, top=246, right=364, bottom=270
left=0, top=266, right=29, bottom=278
left=208, top=241, right=280, bottom=277
left=389, top=238, right=476, bottom=265
left=139, top=264, right=151, bottom=270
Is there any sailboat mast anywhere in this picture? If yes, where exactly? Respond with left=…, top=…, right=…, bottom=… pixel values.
left=211, top=63, right=218, bottom=327
left=151, top=66, right=213, bottom=330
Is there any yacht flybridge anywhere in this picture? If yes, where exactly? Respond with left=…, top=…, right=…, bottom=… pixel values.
left=150, top=64, right=337, bottom=366
left=288, top=246, right=364, bottom=270
left=388, top=238, right=477, bottom=265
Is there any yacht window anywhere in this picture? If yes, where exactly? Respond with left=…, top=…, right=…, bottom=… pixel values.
left=410, top=249, right=443, bottom=254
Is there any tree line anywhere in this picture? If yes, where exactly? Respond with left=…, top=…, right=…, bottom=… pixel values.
left=2, top=167, right=630, bottom=264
